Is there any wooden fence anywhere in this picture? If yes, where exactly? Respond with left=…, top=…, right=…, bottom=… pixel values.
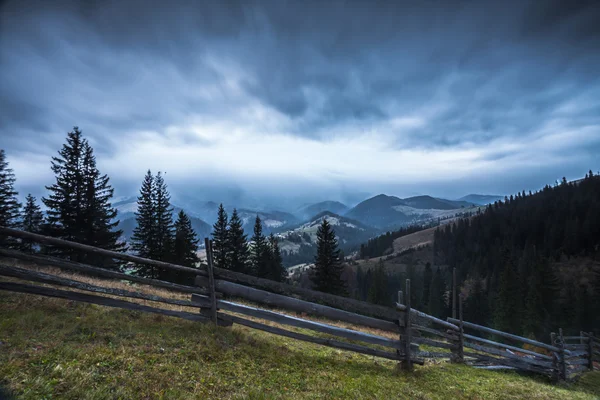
left=0, top=226, right=597, bottom=381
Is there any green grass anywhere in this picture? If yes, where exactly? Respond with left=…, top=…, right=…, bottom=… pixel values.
left=1, top=291, right=599, bottom=399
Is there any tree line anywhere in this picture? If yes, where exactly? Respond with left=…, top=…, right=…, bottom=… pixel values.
left=210, top=204, right=286, bottom=281
left=359, top=224, right=426, bottom=259
left=434, top=173, right=600, bottom=338
left=0, top=127, right=301, bottom=287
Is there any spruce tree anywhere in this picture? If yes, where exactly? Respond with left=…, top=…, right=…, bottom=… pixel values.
left=212, top=204, right=229, bottom=269
left=228, top=208, right=250, bottom=274
left=20, top=194, right=44, bottom=253
left=0, top=149, right=21, bottom=248
left=42, top=127, right=123, bottom=267
left=80, top=141, right=124, bottom=267
left=464, top=275, right=489, bottom=326
left=368, top=259, right=389, bottom=305
left=251, top=215, right=270, bottom=277
left=494, top=251, right=521, bottom=334
left=428, top=267, right=446, bottom=317
left=172, top=210, right=200, bottom=284
left=422, top=262, right=433, bottom=309
left=310, top=218, right=347, bottom=296
left=268, top=233, right=286, bottom=282
left=131, top=170, right=155, bottom=276
left=153, top=172, right=174, bottom=279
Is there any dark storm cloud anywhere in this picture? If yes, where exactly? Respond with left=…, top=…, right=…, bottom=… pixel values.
left=1, top=0, right=599, bottom=203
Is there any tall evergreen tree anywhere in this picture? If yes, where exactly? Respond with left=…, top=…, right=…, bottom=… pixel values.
left=250, top=215, right=270, bottom=277
left=428, top=267, right=446, bottom=317
left=131, top=170, right=155, bottom=274
left=0, top=149, right=21, bottom=248
left=268, top=233, right=286, bottom=282
left=422, top=262, right=433, bottom=309
left=80, top=141, right=124, bottom=266
left=171, top=210, right=200, bottom=284
left=153, top=172, right=174, bottom=279
left=42, top=127, right=123, bottom=268
left=212, top=204, right=229, bottom=269
left=494, top=251, right=521, bottom=334
left=310, top=219, right=347, bottom=296
left=368, top=259, right=389, bottom=305
left=227, top=208, right=250, bottom=274
left=464, top=274, right=489, bottom=326
left=20, top=194, right=44, bottom=253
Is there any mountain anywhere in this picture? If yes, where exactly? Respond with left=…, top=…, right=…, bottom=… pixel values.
left=401, top=195, right=474, bottom=210
left=345, top=194, right=480, bottom=230
left=236, top=209, right=299, bottom=235
left=344, top=194, right=408, bottom=229
left=457, top=194, right=504, bottom=205
left=277, top=211, right=379, bottom=266
left=295, top=201, right=348, bottom=221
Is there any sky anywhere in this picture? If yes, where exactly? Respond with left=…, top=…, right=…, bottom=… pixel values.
left=1, top=0, right=599, bottom=209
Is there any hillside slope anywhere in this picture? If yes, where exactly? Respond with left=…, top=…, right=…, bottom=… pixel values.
left=1, top=290, right=598, bottom=399
left=278, top=211, right=379, bottom=266
left=295, top=201, right=348, bottom=221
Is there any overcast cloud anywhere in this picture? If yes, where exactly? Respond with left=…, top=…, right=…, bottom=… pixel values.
left=1, top=0, right=599, bottom=208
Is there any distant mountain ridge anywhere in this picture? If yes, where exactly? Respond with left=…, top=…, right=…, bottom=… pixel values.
left=113, top=191, right=484, bottom=247
left=344, top=194, right=479, bottom=230
left=295, top=201, right=348, bottom=221
left=277, top=211, right=379, bottom=266
left=457, top=194, right=504, bottom=205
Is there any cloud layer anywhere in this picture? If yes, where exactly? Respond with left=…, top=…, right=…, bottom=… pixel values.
left=1, top=0, right=599, bottom=206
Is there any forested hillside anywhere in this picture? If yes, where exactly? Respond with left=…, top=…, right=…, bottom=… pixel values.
left=359, top=225, right=427, bottom=259
left=434, top=172, right=600, bottom=339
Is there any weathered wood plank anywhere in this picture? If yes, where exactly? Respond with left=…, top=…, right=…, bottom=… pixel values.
left=218, top=312, right=425, bottom=364
left=565, top=350, right=589, bottom=359
left=210, top=265, right=401, bottom=322
left=0, top=263, right=211, bottom=309
left=564, top=344, right=588, bottom=350
left=448, top=318, right=563, bottom=353
left=566, top=358, right=590, bottom=366
left=195, top=276, right=402, bottom=332
left=0, top=227, right=205, bottom=277
left=417, top=351, right=452, bottom=359
left=563, top=336, right=589, bottom=341
left=412, top=325, right=457, bottom=341
left=457, top=294, right=464, bottom=362
left=559, top=328, right=567, bottom=379
left=412, top=336, right=457, bottom=350
left=463, top=351, right=552, bottom=375
left=403, top=279, right=413, bottom=371
left=205, top=239, right=218, bottom=325
left=397, top=303, right=460, bottom=331
left=0, top=280, right=224, bottom=324
left=464, top=342, right=553, bottom=368
left=463, top=333, right=552, bottom=360
left=192, top=295, right=404, bottom=350
left=0, top=248, right=213, bottom=296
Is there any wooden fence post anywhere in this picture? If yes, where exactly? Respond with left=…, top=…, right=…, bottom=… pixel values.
left=452, top=267, right=457, bottom=320
left=204, top=238, right=218, bottom=325
left=397, top=290, right=403, bottom=368
left=403, top=279, right=413, bottom=371
left=558, top=328, right=566, bottom=380
left=457, top=293, right=464, bottom=363
left=550, top=332, right=559, bottom=381
left=588, top=332, right=594, bottom=371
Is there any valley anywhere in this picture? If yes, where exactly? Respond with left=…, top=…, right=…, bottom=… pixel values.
left=113, top=193, right=488, bottom=267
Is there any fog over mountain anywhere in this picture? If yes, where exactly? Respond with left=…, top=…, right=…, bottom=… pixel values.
left=1, top=0, right=599, bottom=206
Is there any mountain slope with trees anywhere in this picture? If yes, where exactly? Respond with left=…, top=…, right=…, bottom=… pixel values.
left=434, top=172, right=600, bottom=338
